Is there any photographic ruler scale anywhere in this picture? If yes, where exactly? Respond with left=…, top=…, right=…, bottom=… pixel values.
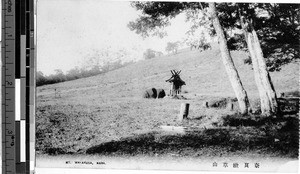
left=2, top=0, right=36, bottom=174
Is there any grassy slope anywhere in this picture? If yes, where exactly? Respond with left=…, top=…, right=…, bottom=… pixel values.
left=36, top=43, right=299, bottom=157
left=38, top=43, right=299, bottom=99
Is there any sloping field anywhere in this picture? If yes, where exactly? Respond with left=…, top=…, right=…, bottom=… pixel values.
left=38, top=43, right=299, bottom=99
left=36, top=43, right=299, bottom=159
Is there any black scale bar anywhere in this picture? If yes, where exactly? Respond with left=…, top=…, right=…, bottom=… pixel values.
left=15, top=0, right=20, bottom=78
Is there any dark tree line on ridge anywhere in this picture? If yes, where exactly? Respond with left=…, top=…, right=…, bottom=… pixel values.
left=36, top=60, right=133, bottom=86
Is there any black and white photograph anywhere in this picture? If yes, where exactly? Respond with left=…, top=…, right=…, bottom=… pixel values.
left=34, top=0, right=299, bottom=173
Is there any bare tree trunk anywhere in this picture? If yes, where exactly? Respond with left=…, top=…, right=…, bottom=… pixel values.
left=246, top=33, right=270, bottom=114
left=252, top=31, right=278, bottom=114
left=240, top=17, right=278, bottom=116
left=209, top=3, right=250, bottom=114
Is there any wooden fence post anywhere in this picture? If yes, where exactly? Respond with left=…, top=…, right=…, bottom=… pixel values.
left=178, top=103, right=190, bottom=121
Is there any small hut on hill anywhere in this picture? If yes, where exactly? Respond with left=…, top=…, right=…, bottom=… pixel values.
left=166, top=70, right=186, bottom=96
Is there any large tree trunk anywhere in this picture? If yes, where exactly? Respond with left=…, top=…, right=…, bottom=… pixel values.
left=209, top=3, right=250, bottom=114
left=240, top=17, right=278, bottom=116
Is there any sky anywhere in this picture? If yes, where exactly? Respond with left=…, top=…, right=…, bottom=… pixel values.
left=37, top=0, right=191, bottom=75
left=2, top=0, right=293, bottom=75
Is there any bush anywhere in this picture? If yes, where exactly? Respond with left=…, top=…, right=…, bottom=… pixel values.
left=143, top=49, right=156, bottom=60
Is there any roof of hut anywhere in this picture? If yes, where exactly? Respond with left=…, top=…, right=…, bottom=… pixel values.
left=166, top=70, right=186, bottom=86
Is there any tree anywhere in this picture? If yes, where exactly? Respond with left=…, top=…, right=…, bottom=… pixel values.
left=155, top=51, right=164, bottom=57
left=247, top=3, right=299, bottom=71
left=66, top=66, right=82, bottom=80
left=165, top=41, right=179, bottom=55
left=143, top=48, right=156, bottom=59
left=209, top=2, right=250, bottom=114
left=128, top=2, right=250, bottom=114
left=129, top=2, right=298, bottom=116
left=184, top=8, right=214, bottom=50
left=53, top=69, right=66, bottom=82
left=237, top=5, right=278, bottom=116
left=36, top=71, right=47, bottom=86
left=185, top=31, right=208, bottom=50
left=215, top=3, right=296, bottom=115
left=216, top=3, right=299, bottom=71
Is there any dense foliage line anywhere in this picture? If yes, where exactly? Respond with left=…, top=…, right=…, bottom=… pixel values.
left=36, top=61, right=134, bottom=86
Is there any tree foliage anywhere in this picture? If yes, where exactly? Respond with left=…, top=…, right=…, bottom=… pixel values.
left=143, top=48, right=163, bottom=59
left=128, top=2, right=207, bottom=38
left=216, top=3, right=300, bottom=71
left=129, top=2, right=299, bottom=71
left=186, top=31, right=212, bottom=51
left=36, top=71, right=47, bottom=86
left=165, top=41, right=179, bottom=54
left=36, top=61, right=134, bottom=86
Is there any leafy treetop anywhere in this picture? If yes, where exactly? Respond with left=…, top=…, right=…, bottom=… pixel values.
left=128, top=2, right=300, bottom=71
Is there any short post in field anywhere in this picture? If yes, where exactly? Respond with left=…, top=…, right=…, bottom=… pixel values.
left=178, top=103, right=190, bottom=121
left=227, top=101, right=234, bottom=111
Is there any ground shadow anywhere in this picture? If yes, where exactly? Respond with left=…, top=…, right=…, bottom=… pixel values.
left=85, top=123, right=298, bottom=158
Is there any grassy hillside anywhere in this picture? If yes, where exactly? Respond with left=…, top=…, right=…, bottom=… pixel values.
left=38, top=43, right=298, bottom=99
left=36, top=43, right=299, bottom=158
